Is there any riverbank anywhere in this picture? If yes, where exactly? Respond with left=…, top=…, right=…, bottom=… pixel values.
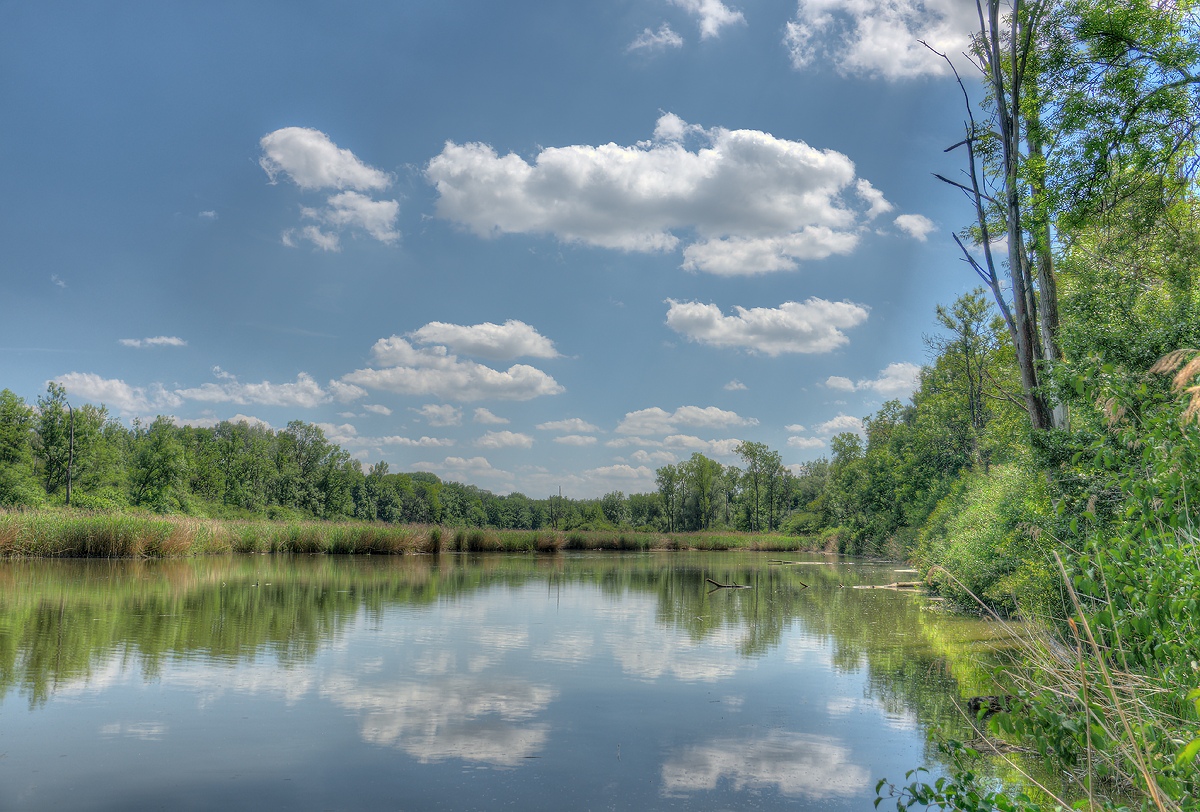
left=0, top=510, right=827, bottom=557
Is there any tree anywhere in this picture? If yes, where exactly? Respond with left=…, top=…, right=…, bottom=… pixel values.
left=0, top=389, right=43, bottom=506
left=600, top=490, right=629, bottom=526
left=129, top=416, right=187, bottom=510
left=655, top=464, right=681, bottom=533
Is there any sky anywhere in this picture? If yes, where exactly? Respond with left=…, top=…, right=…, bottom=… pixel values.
left=1, top=0, right=986, bottom=498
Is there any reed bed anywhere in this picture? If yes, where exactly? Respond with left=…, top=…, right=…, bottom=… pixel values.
left=0, top=510, right=828, bottom=558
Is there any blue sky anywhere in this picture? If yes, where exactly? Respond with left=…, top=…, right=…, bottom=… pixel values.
left=2, top=0, right=983, bottom=497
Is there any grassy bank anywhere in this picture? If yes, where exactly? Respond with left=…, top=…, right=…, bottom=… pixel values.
left=0, top=510, right=827, bottom=558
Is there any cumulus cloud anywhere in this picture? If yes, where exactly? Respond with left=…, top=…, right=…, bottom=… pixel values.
left=536, top=418, right=600, bottom=433
left=344, top=336, right=563, bottom=402
left=380, top=435, right=456, bottom=448
left=316, top=421, right=359, bottom=447
left=312, top=191, right=400, bottom=243
left=327, top=380, right=367, bottom=403
left=119, top=336, right=187, bottom=348
left=894, top=213, right=936, bottom=241
left=427, top=114, right=888, bottom=275
left=787, top=436, right=827, bottom=450
left=628, top=23, right=684, bottom=52
left=412, top=456, right=513, bottom=486
left=784, top=0, right=977, bottom=79
left=724, top=379, right=747, bottom=391
left=631, top=449, right=677, bottom=465
left=261, top=127, right=400, bottom=250
left=666, top=298, right=870, bottom=355
left=362, top=403, right=392, bottom=416
left=670, top=0, right=745, bottom=39
left=824, top=362, right=921, bottom=399
left=476, top=430, right=534, bottom=450
left=172, top=413, right=271, bottom=430
left=616, top=405, right=757, bottom=436
left=260, top=127, right=391, bottom=191
left=554, top=435, right=598, bottom=446
left=663, top=435, right=743, bottom=456
left=473, top=408, right=509, bottom=425
left=409, top=320, right=559, bottom=360
left=412, top=404, right=463, bottom=427
left=176, top=372, right=333, bottom=409
left=817, top=413, right=864, bottom=435
left=785, top=423, right=806, bottom=433
left=54, top=373, right=182, bottom=415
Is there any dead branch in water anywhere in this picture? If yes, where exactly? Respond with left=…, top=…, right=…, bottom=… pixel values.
left=852, top=581, right=923, bottom=590
left=705, top=577, right=751, bottom=589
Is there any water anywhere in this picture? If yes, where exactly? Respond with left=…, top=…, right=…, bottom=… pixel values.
left=0, top=552, right=1017, bottom=810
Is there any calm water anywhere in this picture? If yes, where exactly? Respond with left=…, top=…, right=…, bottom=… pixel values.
left=0, top=552, right=1015, bottom=811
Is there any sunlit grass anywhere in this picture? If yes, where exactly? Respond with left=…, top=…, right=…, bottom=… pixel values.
left=0, top=509, right=831, bottom=558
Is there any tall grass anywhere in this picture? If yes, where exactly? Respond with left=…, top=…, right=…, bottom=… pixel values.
left=0, top=510, right=831, bottom=558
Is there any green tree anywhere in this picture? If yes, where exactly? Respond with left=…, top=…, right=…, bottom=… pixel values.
left=0, top=389, right=43, bottom=506
left=129, top=416, right=187, bottom=511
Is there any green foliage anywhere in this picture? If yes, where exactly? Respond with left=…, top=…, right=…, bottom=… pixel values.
left=916, top=463, right=1058, bottom=617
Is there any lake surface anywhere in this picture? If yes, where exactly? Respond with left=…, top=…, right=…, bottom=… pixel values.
left=0, top=552, right=1015, bottom=811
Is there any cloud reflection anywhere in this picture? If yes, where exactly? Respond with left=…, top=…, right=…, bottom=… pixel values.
left=661, top=731, right=869, bottom=799
left=322, top=675, right=557, bottom=766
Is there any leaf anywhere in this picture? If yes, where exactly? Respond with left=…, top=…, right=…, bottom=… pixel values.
left=1176, top=737, right=1200, bottom=767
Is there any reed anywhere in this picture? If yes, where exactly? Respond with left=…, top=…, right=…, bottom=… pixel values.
left=0, top=510, right=829, bottom=559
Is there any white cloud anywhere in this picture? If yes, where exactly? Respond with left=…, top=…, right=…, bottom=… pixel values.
left=787, top=436, right=827, bottom=449
left=670, top=0, right=745, bottom=39
left=817, top=413, right=863, bottom=435
left=171, top=413, right=271, bottom=430
left=473, top=408, right=509, bottom=424
left=176, top=372, right=331, bottom=409
left=119, top=336, right=187, bottom=348
left=283, top=224, right=341, bottom=251
left=409, top=320, right=558, bottom=360
left=666, top=298, right=870, bottom=355
left=327, top=380, right=367, bottom=403
left=785, top=424, right=806, bottom=433
left=724, top=379, right=747, bottom=391
left=894, top=213, right=936, bottom=241
left=260, top=127, right=391, bottom=191
left=628, top=23, right=684, bottom=52
left=663, top=435, right=743, bottom=456
left=262, top=128, right=400, bottom=249
left=553, top=435, right=597, bottom=446
left=412, top=456, right=513, bottom=486
left=199, top=210, right=217, bottom=220
left=412, top=404, right=463, bottom=427
left=536, top=417, right=600, bottom=433
left=315, top=191, right=400, bottom=243
left=380, top=435, right=456, bottom=448
left=616, top=405, right=757, bottom=436
left=316, top=421, right=358, bottom=447
left=476, top=430, right=534, bottom=450
left=427, top=114, right=881, bottom=275
left=784, top=0, right=977, bottom=80
left=583, top=464, right=656, bottom=489
left=51, top=274, right=67, bottom=289
left=824, top=362, right=921, bottom=399
left=855, top=179, right=893, bottom=219
left=54, top=373, right=182, bottom=415
left=362, top=403, right=392, bottom=416
left=345, top=336, right=564, bottom=402
left=631, top=449, right=677, bottom=465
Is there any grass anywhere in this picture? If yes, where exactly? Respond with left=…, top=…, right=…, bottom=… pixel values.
left=0, top=509, right=832, bottom=558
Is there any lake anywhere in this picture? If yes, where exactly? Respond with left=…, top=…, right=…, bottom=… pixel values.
left=0, top=551, right=1016, bottom=810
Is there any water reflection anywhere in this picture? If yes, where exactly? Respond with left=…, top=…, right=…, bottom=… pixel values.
left=662, top=731, right=869, bottom=799
left=323, top=675, right=556, bottom=765
left=0, top=553, right=1019, bottom=811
